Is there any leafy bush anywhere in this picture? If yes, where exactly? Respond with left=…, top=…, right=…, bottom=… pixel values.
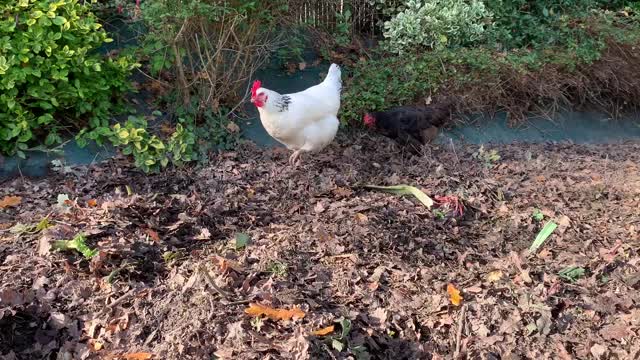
left=483, top=0, right=633, bottom=50
left=342, top=10, right=640, bottom=124
left=0, top=0, right=137, bottom=157
left=383, top=0, right=493, bottom=53
left=78, top=108, right=239, bottom=173
left=341, top=0, right=640, bottom=125
left=340, top=48, right=495, bottom=123
left=139, top=0, right=287, bottom=111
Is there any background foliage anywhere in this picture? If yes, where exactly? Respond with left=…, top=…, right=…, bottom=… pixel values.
left=0, top=0, right=137, bottom=158
left=2, top=0, right=640, bottom=171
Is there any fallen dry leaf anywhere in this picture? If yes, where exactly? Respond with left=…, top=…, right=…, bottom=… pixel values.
left=311, top=325, right=335, bottom=336
left=87, top=199, right=98, bottom=207
left=145, top=229, right=160, bottom=242
left=0, top=196, right=22, bottom=209
left=160, top=122, right=174, bottom=135
left=590, top=344, right=608, bottom=359
left=332, top=187, right=353, bottom=197
left=600, top=322, right=630, bottom=341
left=226, top=122, right=240, bottom=133
left=215, top=256, right=244, bottom=273
left=244, top=303, right=305, bottom=321
left=486, top=270, right=503, bottom=282
left=195, top=227, right=211, bottom=240
left=355, top=213, right=368, bottom=223
left=122, top=353, right=153, bottom=360
left=89, top=339, right=104, bottom=351
left=447, top=283, right=463, bottom=306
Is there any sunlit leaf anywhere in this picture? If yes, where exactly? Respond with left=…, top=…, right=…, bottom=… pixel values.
left=145, top=229, right=160, bottom=242
left=122, top=353, right=153, bottom=360
left=365, top=184, right=434, bottom=209
left=312, top=325, right=335, bottom=336
left=57, top=194, right=70, bottom=207
left=355, top=213, right=368, bottom=223
left=486, top=270, right=503, bottom=283
left=0, top=196, right=22, bottom=209
left=447, top=283, right=463, bottom=306
left=244, top=303, right=305, bottom=321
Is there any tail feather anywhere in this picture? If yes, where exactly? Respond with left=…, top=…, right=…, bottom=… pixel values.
left=421, top=96, right=457, bottom=127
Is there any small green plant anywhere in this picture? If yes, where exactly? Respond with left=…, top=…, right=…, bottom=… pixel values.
left=433, top=209, right=446, bottom=220
left=558, top=266, right=586, bottom=282
left=472, top=145, right=501, bottom=168
left=250, top=316, right=264, bottom=332
left=276, top=27, right=306, bottom=66
left=162, top=251, right=180, bottom=263
left=267, top=261, right=288, bottom=278
left=9, top=217, right=52, bottom=235
left=52, top=234, right=98, bottom=259
left=328, top=318, right=352, bottom=352
left=77, top=106, right=239, bottom=173
left=0, top=0, right=137, bottom=157
left=532, top=209, right=544, bottom=222
left=529, top=221, right=558, bottom=254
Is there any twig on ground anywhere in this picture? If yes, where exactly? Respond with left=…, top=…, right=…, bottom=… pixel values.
left=454, top=304, right=468, bottom=358
left=94, top=290, right=134, bottom=318
left=199, top=263, right=233, bottom=301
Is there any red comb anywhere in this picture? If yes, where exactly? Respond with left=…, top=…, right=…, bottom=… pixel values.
left=251, top=80, right=261, bottom=97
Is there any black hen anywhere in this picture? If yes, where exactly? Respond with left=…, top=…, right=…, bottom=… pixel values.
left=363, top=99, right=455, bottom=151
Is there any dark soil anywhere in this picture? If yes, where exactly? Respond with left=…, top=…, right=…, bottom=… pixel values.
left=1, top=134, right=639, bottom=360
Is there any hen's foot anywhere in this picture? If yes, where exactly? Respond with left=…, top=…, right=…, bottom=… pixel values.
left=288, top=151, right=302, bottom=166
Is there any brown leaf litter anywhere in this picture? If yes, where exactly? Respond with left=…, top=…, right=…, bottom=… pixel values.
left=0, top=136, right=639, bottom=359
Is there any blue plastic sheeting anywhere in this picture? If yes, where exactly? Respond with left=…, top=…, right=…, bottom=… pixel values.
left=442, top=111, right=640, bottom=144
left=0, top=142, right=115, bottom=181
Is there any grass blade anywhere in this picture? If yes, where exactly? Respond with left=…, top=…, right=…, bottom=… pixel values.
left=529, top=221, right=557, bottom=253
left=365, top=184, right=434, bottom=209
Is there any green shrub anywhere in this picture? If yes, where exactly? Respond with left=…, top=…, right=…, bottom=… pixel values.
left=0, top=0, right=138, bottom=158
left=340, top=48, right=496, bottom=124
left=383, top=0, right=493, bottom=53
left=78, top=107, right=239, bottom=173
left=483, top=0, right=633, bottom=50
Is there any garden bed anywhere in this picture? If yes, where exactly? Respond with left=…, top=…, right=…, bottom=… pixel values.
left=1, top=135, right=639, bottom=359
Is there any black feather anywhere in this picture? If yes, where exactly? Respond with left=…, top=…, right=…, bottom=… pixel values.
left=277, top=95, right=292, bottom=112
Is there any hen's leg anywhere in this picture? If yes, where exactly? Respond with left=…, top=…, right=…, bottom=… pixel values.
left=289, top=150, right=302, bottom=166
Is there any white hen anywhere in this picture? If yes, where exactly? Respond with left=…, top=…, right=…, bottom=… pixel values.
left=250, top=63, right=341, bottom=165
